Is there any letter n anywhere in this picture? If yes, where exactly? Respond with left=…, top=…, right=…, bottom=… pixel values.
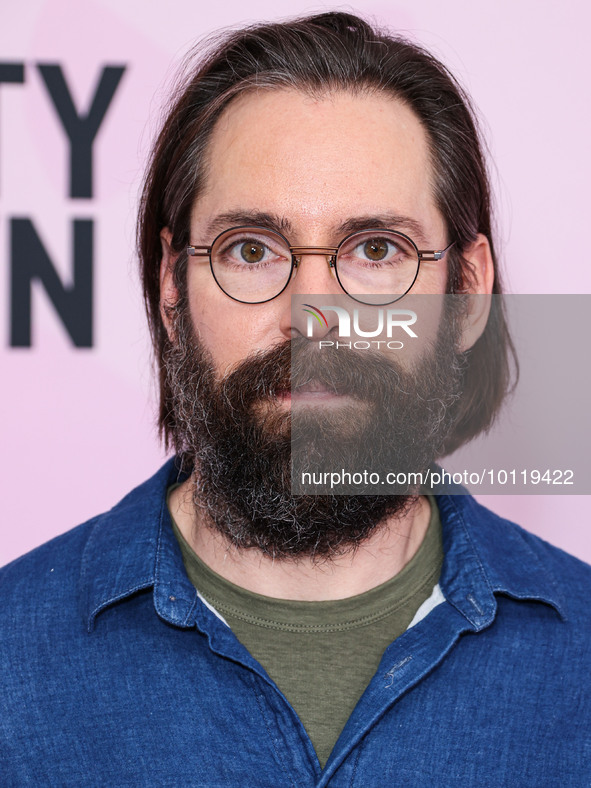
left=10, top=218, right=93, bottom=347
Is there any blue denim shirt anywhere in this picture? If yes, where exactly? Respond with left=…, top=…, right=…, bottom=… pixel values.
left=1, top=459, right=590, bottom=787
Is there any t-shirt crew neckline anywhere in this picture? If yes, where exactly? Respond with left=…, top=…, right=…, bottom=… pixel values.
left=169, top=493, right=443, bottom=634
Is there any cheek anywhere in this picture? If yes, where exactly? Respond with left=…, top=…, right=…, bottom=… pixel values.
left=413, top=260, right=448, bottom=295
left=386, top=294, right=447, bottom=371
left=186, top=266, right=282, bottom=376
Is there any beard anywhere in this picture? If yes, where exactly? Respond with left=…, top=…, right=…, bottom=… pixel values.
left=164, top=299, right=467, bottom=560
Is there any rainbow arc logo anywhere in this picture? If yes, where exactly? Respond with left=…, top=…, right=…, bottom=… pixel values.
left=302, top=304, right=328, bottom=329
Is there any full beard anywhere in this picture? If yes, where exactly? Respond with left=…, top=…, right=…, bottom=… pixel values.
left=164, top=300, right=466, bottom=560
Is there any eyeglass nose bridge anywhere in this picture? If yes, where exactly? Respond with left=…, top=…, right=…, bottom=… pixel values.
left=289, top=245, right=339, bottom=269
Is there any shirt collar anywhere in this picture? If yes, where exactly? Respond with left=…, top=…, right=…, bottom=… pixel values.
left=81, top=458, right=198, bottom=632
left=435, top=494, right=567, bottom=627
left=80, top=460, right=567, bottom=631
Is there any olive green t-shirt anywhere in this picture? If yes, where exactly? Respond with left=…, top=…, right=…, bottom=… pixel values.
left=170, top=498, right=443, bottom=768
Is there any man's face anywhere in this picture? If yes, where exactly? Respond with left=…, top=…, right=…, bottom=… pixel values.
left=182, top=89, right=449, bottom=378
left=161, top=89, right=469, bottom=558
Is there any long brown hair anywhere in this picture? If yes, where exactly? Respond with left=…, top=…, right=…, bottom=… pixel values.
left=137, top=11, right=516, bottom=453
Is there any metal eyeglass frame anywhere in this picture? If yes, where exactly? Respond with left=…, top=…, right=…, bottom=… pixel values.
left=186, top=225, right=455, bottom=306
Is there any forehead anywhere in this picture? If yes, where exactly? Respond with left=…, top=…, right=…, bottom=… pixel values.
left=192, top=88, right=444, bottom=242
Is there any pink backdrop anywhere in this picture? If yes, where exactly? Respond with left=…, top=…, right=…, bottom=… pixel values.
left=1, top=0, right=589, bottom=567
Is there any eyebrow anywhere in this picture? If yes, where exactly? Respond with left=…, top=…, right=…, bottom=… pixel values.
left=203, top=210, right=431, bottom=247
left=338, top=215, right=430, bottom=246
left=205, top=211, right=294, bottom=239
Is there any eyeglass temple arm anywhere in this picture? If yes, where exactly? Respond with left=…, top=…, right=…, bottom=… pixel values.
left=417, top=241, right=455, bottom=262
left=187, top=246, right=210, bottom=257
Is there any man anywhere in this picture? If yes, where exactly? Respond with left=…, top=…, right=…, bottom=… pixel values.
left=1, top=12, right=589, bottom=786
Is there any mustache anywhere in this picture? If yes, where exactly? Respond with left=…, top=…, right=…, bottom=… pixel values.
left=218, top=336, right=407, bottom=407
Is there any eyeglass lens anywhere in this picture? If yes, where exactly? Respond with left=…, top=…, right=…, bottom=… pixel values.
left=210, top=226, right=420, bottom=304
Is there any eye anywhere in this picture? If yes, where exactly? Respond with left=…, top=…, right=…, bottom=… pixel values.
left=351, top=236, right=401, bottom=264
left=362, top=238, right=389, bottom=261
left=240, top=241, right=266, bottom=264
left=338, top=231, right=418, bottom=268
left=220, top=235, right=282, bottom=266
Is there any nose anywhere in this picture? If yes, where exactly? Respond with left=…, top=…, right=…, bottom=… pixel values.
left=279, top=252, right=342, bottom=339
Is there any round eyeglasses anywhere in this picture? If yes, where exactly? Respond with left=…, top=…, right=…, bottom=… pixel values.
left=187, top=226, right=454, bottom=306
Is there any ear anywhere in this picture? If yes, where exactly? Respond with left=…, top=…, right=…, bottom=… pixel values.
left=159, top=228, right=178, bottom=342
left=458, top=233, right=495, bottom=352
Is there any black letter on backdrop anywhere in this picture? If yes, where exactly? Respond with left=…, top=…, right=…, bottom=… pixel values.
left=37, top=64, right=125, bottom=198
left=10, top=218, right=94, bottom=347
left=0, top=63, right=25, bottom=195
